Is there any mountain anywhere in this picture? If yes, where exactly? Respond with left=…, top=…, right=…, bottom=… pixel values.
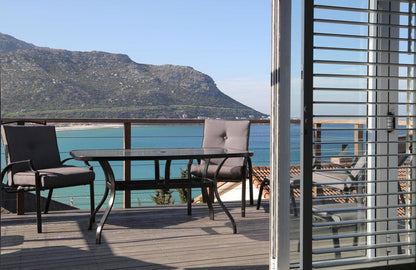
left=0, top=33, right=266, bottom=119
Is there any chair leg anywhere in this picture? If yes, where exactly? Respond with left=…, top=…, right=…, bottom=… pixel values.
left=290, top=186, right=298, bottom=217
left=257, top=181, right=265, bottom=210
left=247, top=158, right=254, bottom=205
left=90, top=182, right=95, bottom=223
left=35, top=183, right=42, bottom=233
left=249, top=177, right=254, bottom=206
left=249, top=178, right=253, bottom=207
left=201, top=187, right=207, bottom=203
left=397, top=232, right=403, bottom=254
left=208, top=187, right=215, bottom=203
left=353, top=224, right=359, bottom=247
left=202, top=187, right=214, bottom=220
left=241, top=178, right=246, bottom=217
left=44, top=189, right=53, bottom=214
left=331, top=227, right=341, bottom=258
left=187, top=188, right=192, bottom=216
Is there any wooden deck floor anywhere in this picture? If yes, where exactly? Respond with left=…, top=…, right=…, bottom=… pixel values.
left=1, top=201, right=271, bottom=270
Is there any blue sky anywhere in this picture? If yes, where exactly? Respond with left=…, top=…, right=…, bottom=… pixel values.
left=0, top=0, right=303, bottom=116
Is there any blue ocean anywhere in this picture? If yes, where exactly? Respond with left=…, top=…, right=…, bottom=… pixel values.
left=1, top=123, right=356, bottom=209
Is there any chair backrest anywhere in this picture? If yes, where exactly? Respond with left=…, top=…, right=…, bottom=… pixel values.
left=350, top=156, right=366, bottom=179
left=398, top=134, right=411, bottom=166
left=350, top=136, right=410, bottom=179
left=202, top=119, right=250, bottom=167
left=1, top=125, right=61, bottom=183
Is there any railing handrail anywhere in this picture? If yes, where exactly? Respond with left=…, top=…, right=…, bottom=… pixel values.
left=1, top=118, right=271, bottom=124
left=3, top=117, right=411, bottom=126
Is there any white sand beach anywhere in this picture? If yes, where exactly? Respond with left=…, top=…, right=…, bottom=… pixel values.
left=55, top=123, right=122, bottom=131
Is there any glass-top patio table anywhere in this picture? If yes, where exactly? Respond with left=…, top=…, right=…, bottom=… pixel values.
left=70, top=148, right=253, bottom=244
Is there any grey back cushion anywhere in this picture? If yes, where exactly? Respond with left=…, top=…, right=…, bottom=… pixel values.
left=1, top=125, right=62, bottom=180
left=350, top=156, right=366, bottom=179
left=349, top=136, right=410, bottom=179
left=398, top=135, right=411, bottom=165
left=202, top=119, right=250, bottom=167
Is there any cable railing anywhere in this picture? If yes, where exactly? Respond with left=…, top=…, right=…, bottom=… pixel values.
left=0, top=118, right=271, bottom=212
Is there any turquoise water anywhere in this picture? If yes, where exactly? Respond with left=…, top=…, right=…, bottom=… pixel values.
left=0, top=124, right=275, bottom=208
left=1, top=123, right=361, bottom=209
left=1, top=124, right=362, bottom=208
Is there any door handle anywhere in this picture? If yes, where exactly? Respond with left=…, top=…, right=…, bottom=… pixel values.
left=387, top=112, right=396, bottom=133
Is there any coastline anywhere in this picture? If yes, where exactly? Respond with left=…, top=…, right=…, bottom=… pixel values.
left=55, top=123, right=122, bottom=131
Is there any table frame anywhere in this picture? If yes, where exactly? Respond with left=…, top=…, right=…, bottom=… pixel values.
left=70, top=148, right=253, bottom=244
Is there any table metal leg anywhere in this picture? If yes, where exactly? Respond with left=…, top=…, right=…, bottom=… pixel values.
left=213, top=180, right=237, bottom=234
left=89, top=186, right=109, bottom=230
left=96, top=160, right=117, bottom=244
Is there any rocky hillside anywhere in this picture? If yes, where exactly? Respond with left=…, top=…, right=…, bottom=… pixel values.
left=0, top=33, right=265, bottom=119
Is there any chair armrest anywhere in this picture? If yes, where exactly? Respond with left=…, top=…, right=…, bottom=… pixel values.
left=1, top=159, right=37, bottom=186
left=246, top=157, right=253, bottom=178
left=84, top=161, right=93, bottom=171
left=61, top=157, right=74, bottom=165
left=211, top=156, right=249, bottom=181
left=61, top=158, right=93, bottom=171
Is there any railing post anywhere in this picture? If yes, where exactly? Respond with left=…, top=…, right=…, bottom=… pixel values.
left=313, top=123, right=322, bottom=168
left=354, top=124, right=363, bottom=161
left=124, top=122, right=131, bottom=208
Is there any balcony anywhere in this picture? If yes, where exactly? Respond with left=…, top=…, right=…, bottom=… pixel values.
left=2, top=117, right=414, bottom=269
left=1, top=118, right=272, bottom=269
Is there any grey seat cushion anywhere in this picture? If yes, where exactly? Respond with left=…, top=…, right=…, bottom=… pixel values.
left=190, top=163, right=243, bottom=180
left=12, top=165, right=95, bottom=189
left=313, top=203, right=366, bottom=222
left=312, top=171, right=351, bottom=191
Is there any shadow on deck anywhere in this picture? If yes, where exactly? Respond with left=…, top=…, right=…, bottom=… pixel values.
left=1, top=201, right=271, bottom=269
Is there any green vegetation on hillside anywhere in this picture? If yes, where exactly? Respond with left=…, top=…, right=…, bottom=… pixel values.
left=0, top=33, right=267, bottom=119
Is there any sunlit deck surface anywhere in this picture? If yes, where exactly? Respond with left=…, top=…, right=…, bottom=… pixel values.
left=2, top=201, right=271, bottom=270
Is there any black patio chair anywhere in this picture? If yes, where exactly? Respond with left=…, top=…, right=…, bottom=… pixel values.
left=1, top=121, right=95, bottom=233
left=255, top=175, right=298, bottom=216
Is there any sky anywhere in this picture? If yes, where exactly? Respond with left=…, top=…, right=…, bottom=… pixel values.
left=0, top=0, right=304, bottom=117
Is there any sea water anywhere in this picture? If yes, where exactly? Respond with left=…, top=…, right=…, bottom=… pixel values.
left=1, top=123, right=356, bottom=209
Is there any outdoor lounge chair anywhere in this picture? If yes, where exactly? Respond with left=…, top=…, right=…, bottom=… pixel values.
left=311, top=138, right=411, bottom=258
left=189, top=119, right=253, bottom=217
left=255, top=174, right=298, bottom=216
left=256, top=135, right=410, bottom=211
left=255, top=137, right=411, bottom=258
left=1, top=122, right=95, bottom=233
